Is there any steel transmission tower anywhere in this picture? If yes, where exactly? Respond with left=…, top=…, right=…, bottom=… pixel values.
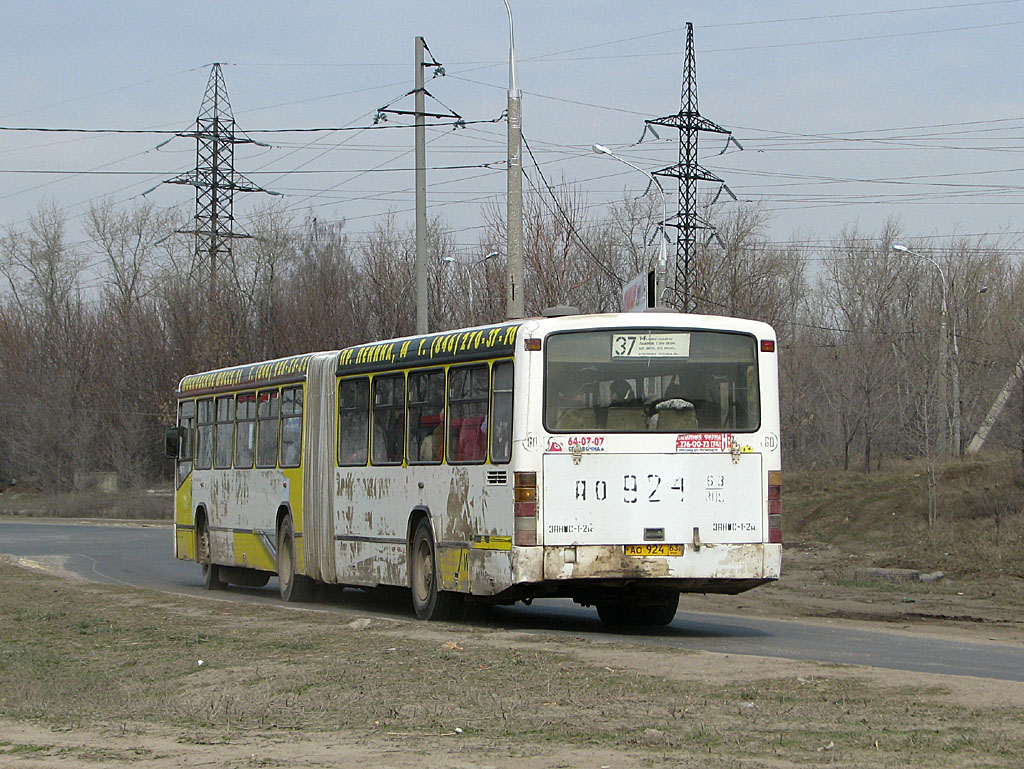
left=168, top=63, right=272, bottom=302
left=646, top=23, right=738, bottom=312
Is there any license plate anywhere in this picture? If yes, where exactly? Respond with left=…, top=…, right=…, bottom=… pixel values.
left=625, top=544, right=683, bottom=557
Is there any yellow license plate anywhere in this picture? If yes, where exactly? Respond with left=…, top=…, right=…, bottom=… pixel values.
left=625, top=544, right=683, bottom=557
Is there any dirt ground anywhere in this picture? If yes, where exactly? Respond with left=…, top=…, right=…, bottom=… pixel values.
left=4, top=621, right=1024, bottom=769
left=3, top=536, right=1024, bottom=769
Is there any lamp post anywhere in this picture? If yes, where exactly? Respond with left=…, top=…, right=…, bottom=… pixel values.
left=892, top=243, right=962, bottom=456
left=593, top=143, right=670, bottom=308
left=443, top=251, right=498, bottom=321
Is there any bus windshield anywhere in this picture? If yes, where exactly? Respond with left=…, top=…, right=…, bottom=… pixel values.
left=544, top=328, right=760, bottom=433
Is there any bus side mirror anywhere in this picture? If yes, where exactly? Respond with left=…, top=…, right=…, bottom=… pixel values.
left=164, top=426, right=183, bottom=459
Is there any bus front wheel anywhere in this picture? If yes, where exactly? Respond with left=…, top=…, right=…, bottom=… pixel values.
left=277, top=516, right=315, bottom=602
left=409, top=519, right=463, bottom=621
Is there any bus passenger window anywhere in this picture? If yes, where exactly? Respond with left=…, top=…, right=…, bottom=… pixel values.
left=234, top=392, right=256, bottom=468
left=256, top=390, right=280, bottom=468
left=176, top=400, right=196, bottom=487
left=196, top=398, right=213, bottom=470
left=280, top=387, right=303, bottom=468
left=448, top=365, right=488, bottom=464
left=214, top=395, right=234, bottom=469
left=490, top=361, right=513, bottom=464
left=407, top=369, right=444, bottom=465
left=371, top=374, right=405, bottom=465
left=339, top=378, right=369, bottom=466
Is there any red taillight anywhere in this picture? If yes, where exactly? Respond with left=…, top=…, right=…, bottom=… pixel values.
left=514, top=471, right=538, bottom=546
left=767, top=470, right=782, bottom=543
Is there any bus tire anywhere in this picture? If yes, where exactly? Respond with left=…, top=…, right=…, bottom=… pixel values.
left=277, top=516, right=315, bottom=602
left=596, top=602, right=639, bottom=628
left=197, top=518, right=223, bottom=590
left=638, top=592, right=679, bottom=626
left=409, top=519, right=463, bottom=621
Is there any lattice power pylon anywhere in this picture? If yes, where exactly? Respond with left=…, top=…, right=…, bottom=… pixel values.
left=168, top=63, right=272, bottom=302
left=646, top=23, right=738, bottom=312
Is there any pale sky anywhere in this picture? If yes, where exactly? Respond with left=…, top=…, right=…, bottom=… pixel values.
left=2, top=0, right=1022, bottom=262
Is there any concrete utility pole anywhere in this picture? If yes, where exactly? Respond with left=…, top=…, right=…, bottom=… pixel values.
left=378, top=39, right=457, bottom=333
left=966, top=352, right=1024, bottom=455
left=504, top=0, right=524, bottom=319
left=415, top=36, right=428, bottom=334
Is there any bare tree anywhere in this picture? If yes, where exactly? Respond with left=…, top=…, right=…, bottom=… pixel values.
left=0, top=204, right=93, bottom=490
left=359, top=213, right=416, bottom=340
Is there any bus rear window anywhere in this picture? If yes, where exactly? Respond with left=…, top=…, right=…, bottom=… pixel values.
left=544, top=329, right=759, bottom=433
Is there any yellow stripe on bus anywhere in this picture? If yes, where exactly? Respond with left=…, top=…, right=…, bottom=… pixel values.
left=469, top=535, right=512, bottom=551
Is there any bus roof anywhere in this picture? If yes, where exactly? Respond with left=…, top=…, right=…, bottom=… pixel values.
left=174, top=313, right=775, bottom=396
left=337, top=322, right=520, bottom=375
left=177, top=352, right=324, bottom=396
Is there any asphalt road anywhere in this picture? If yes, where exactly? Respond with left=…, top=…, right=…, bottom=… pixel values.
left=3, top=519, right=1023, bottom=682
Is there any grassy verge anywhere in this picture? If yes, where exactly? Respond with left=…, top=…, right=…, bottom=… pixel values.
left=0, top=487, right=171, bottom=520
left=784, top=452, right=1024, bottom=610
left=2, top=559, right=1024, bottom=767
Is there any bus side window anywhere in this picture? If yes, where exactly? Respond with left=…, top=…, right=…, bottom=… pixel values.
left=280, top=387, right=303, bottom=468
left=214, top=396, right=234, bottom=469
left=448, top=364, right=488, bottom=464
left=490, top=361, right=513, bottom=464
left=338, top=377, right=369, bottom=466
left=371, top=374, right=405, bottom=465
left=196, top=398, right=213, bottom=470
left=176, top=399, right=196, bottom=487
left=234, top=392, right=256, bottom=469
left=256, top=389, right=280, bottom=468
left=407, top=369, right=444, bottom=465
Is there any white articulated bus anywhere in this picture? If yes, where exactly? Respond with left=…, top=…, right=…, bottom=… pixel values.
left=167, top=312, right=782, bottom=626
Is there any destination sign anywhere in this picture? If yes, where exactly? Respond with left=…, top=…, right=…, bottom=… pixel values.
left=611, top=332, right=690, bottom=358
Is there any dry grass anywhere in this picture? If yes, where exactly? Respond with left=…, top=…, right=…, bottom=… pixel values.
left=3, top=559, right=1024, bottom=767
left=787, top=452, right=1024, bottom=600
left=0, top=487, right=170, bottom=520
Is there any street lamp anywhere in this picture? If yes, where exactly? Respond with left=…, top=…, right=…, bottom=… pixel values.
left=503, top=0, right=524, bottom=320
left=443, top=251, right=498, bottom=319
left=892, top=243, right=962, bottom=456
left=592, top=143, right=670, bottom=307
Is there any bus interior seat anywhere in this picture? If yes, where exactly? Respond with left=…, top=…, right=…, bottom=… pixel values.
left=605, top=407, right=647, bottom=431
left=654, top=400, right=699, bottom=430
left=557, top=407, right=597, bottom=430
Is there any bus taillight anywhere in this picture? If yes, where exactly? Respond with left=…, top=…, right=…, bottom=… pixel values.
left=514, top=471, right=537, bottom=546
left=768, top=470, right=782, bottom=543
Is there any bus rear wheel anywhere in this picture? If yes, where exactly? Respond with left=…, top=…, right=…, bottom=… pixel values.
left=277, top=516, right=315, bottom=602
left=409, top=519, right=463, bottom=621
left=638, top=592, right=679, bottom=626
left=596, top=602, right=638, bottom=628
left=197, top=518, right=223, bottom=590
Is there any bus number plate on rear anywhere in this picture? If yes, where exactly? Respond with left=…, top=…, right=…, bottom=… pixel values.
left=625, top=544, right=683, bottom=557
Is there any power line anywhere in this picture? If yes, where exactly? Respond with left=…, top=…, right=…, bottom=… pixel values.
left=520, top=132, right=622, bottom=287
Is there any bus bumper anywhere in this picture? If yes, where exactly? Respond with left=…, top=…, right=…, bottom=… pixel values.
left=510, top=543, right=781, bottom=598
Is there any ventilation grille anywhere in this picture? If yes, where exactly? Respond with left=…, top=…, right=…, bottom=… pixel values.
left=486, top=470, right=508, bottom=486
